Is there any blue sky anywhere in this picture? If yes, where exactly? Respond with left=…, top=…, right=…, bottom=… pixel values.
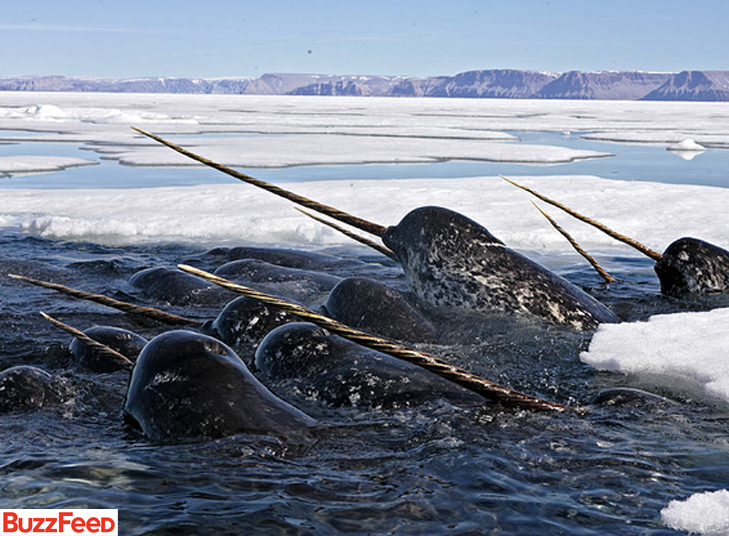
left=0, top=0, right=726, bottom=78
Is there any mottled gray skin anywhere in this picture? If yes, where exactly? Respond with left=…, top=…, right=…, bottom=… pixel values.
left=0, top=366, right=70, bottom=413
left=226, top=246, right=365, bottom=271
left=69, top=326, right=148, bottom=373
left=123, top=330, right=315, bottom=443
left=324, top=277, right=438, bottom=343
left=129, top=267, right=235, bottom=307
left=654, top=238, right=729, bottom=297
left=381, top=207, right=619, bottom=331
left=255, top=323, right=484, bottom=409
left=591, top=388, right=673, bottom=408
left=214, top=259, right=342, bottom=292
left=202, top=296, right=302, bottom=364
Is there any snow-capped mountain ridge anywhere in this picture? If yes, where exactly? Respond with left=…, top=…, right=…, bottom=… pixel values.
left=0, top=70, right=726, bottom=101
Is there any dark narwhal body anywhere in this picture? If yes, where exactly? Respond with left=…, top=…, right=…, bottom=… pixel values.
left=215, top=259, right=341, bottom=292
left=123, top=330, right=315, bottom=442
left=225, top=246, right=364, bottom=271
left=0, top=366, right=70, bottom=413
left=381, top=207, right=618, bottom=331
left=324, top=277, right=438, bottom=343
left=69, top=326, right=148, bottom=372
left=130, top=267, right=235, bottom=307
left=654, top=237, right=729, bottom=297
left=202, top=276, right=437, bottom=360
left=591, top=387, right=674, bottom=409
left=202, top=296, right=302, bottom=364
left=255, top=322, right=484, bottom=409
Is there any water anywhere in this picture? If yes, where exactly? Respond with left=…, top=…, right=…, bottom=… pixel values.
left=2, top=125, right=729, bottom=534
left=1, top=130, right=728, bottom=190
left=2, top=227, right=729, bottom=535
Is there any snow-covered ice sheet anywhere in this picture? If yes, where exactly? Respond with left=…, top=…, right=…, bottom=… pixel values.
left=662, top=489, right=729, bottom=535
left=0, top=94, right=725, bottom=250
left=0, top=93, right=727, bottom=167
left=583, top=130, right=729, bottom=149
left=0, top=155, right=97, bottom=177
left=582, top=308, right=729, bottom=403
left=1, top=174, right=728, bottom=251
left=107, top=134, right=607, bottom=167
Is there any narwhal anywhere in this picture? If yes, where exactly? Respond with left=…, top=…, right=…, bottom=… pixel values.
left=36, top=311, right=317, bottom=442
left=131, top=128, right=618, bottom=331
left=502, top=176, right=729, bottom=297
left=18, top=278, right=577, bottom=416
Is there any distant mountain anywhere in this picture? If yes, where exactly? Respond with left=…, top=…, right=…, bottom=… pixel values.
left=533, top=71, right=672, bottom=100
left=0, top=75, right=254, bottom=94
left=242, top=73, right=325, bottom=95
left=425, top=70, right=558, bottom=98
left=287, top=74, right=411, bottom=96
left=642, top=71, right=729, bottom=101
left=0, top=70, right=727, bottom=101
left=286, top=70, right=557, bottom=98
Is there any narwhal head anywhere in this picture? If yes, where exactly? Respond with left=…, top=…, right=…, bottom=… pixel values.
left=654, top=237, right=729, bottom=296
left=382, top=206, right=503, bottom=267
left=501, top=177, right=729, bottom=297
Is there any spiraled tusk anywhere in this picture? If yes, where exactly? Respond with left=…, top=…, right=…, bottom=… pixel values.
left=531, top=202, right=616, bottom=284
left=132, top=127, right=387, bottom=238
left=9, top=274, right=201, bottom=327
left=501, top=175, right=663, bottom=261
left=40, top=311, right=134, bottom=368
left=294, top=207, right=397, bottom=260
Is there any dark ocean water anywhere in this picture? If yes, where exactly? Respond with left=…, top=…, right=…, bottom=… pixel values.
left=3, top=227, right=729, bottom=535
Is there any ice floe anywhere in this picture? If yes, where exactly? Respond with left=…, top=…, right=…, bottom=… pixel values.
left=0, top=155, right=97, bottom=177
left=669, top=138, right=707, bottom=152
left=109, top=134, right=608, bottom=168
left=581, top=308, right=729, bottom=403
left=668, top=138, right=708, bottom=161
left=1, top=174, right=728, bottom=251
left=0, top=93, right=727, bottom=161
left=662, top=489, right=729, bottom=535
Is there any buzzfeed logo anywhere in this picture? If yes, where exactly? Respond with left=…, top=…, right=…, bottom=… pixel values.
left=0, top=510, right=118, bottom=535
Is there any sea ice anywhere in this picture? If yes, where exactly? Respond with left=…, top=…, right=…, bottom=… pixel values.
left=0, top=155, right=97, bottom=177
left=581, top=308, right=729, bottom=403
left=109, top=134, right=608, bottom=168
left=668, top=138, right=708, bottom=161
left=1, top=174, right=728, bottom=253
left=0, top=94, right=726, bottom=254
left=0, top=93, right=727, bottom=160
left=662, top=489, right=729, bottom=535
left=668, top=138, right=707, bottom=152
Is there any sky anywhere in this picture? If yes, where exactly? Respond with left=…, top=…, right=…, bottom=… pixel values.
left=0, top=0, right=727, bottom=79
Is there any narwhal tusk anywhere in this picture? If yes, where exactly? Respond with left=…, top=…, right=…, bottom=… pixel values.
left=501, top=175, right=663, bottom=261
left=9, top=274, right=201, bottom=327
left=294, top=207, right=398, bottom=260
left=40, top=311, right=134, bottom=368
left=178, top=263, right=584, bottom=414
left=131, top=127, right=387, bottom=238
left=531, top=202, right=616, bottom=284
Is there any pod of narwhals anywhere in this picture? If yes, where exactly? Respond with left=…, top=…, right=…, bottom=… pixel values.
left=3, top=236, right=685, bottom=445
left=6, top=130, right=729, bottom=443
